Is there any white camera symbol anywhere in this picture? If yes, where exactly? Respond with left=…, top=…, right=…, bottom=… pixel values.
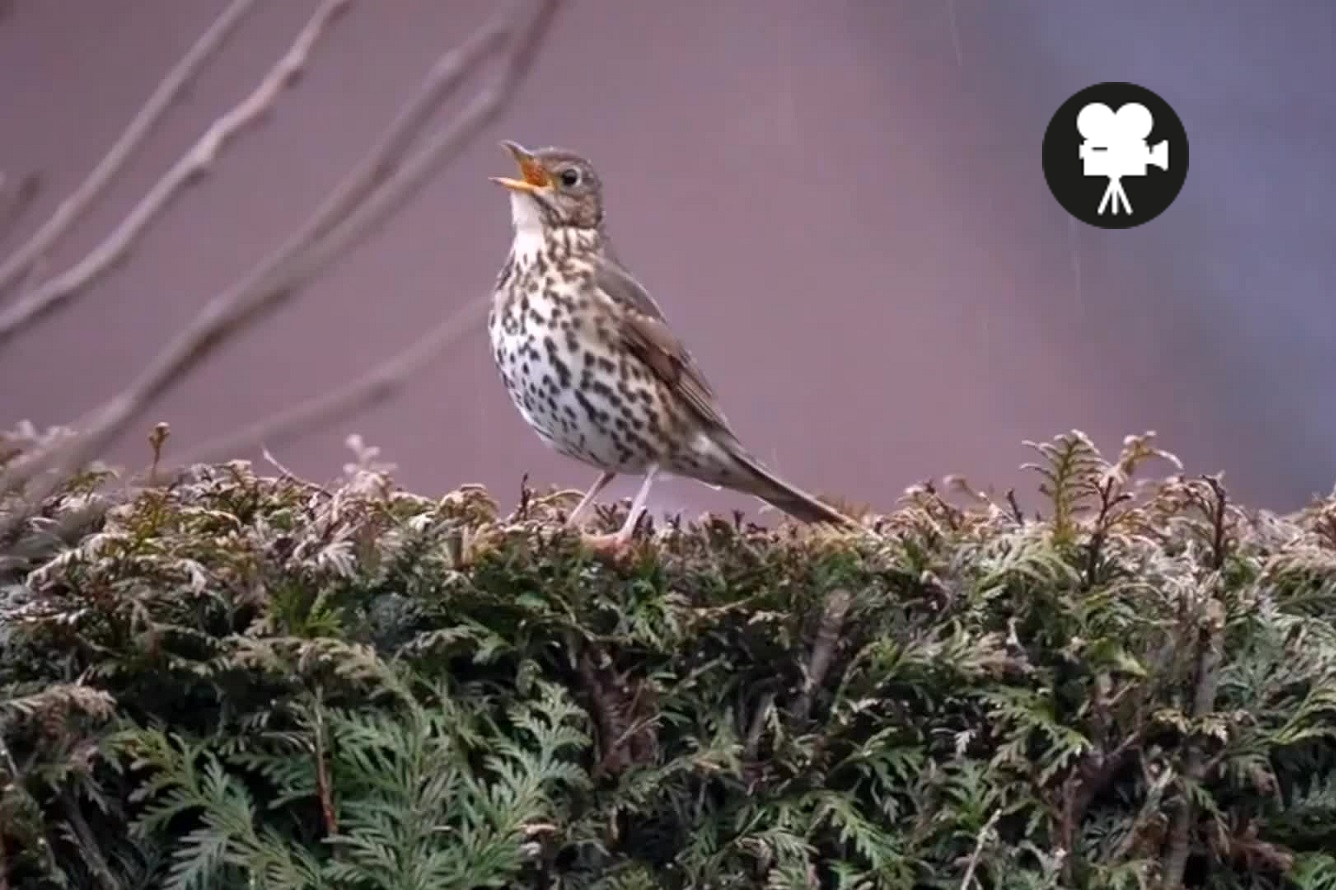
left=1076, top=102, right=1169, bottom=215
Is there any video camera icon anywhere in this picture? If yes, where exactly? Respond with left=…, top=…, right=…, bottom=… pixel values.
left=1076, top=102, right=1169, bottom=216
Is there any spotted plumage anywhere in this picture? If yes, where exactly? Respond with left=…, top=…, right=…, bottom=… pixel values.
left=489, top=225, right=676, bottom=474
left=487, top=140, right=857, bottom=553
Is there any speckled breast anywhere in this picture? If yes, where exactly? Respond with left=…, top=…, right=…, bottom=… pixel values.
left=488, top=273, right=659, bottom=475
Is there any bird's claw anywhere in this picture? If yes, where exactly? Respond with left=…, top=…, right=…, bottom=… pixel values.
left=580, top=531, right=636, bottom=561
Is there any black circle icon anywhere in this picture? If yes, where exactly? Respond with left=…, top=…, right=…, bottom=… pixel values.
left=1042, top=82, right=1188, bottom=229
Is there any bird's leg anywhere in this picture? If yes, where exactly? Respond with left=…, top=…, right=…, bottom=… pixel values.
left=566, top=470, right=617, bottom=528
left=583, top=465, right=659, bottom=556
left=616, top=466, right=659, bottom=542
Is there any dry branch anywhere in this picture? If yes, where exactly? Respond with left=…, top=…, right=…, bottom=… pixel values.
left=1160, top=597, right=1226, bottom=888
left=0, top=0, right=564, bottom=539
left=958, top=809, right=1001, bottom=889
left=169, top=299, right=487, bottom=471
left=0, top=0, right=337, bottom=350
left=0, top=0, right=256, bottom=302
left=790, top=587, right=852, bottom=724
left=1161, top=479, right=1232, bottom=889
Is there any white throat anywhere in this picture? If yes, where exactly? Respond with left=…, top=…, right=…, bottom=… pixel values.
left=509, top=192, right=547, bottom=260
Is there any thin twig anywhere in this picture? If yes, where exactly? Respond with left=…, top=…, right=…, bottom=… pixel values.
left=790, top=587, right=852, bottom=723
left=131, top=0, right=548, bottom=473
left=167, top=299, right=486, bottom=470
left=743, top=690, right=776, bottom=761
left=0, top=0, right=257, bottom=301
left=146, top=421, right=170, bottom=485
left=1161, top=478, right=1232, bottom=890
left=61, top=787, right=122, bottom=890
left=1161, top=597, right=1226, bottom=889
left=311, top=689, right=338, bottom=838
left=0, top=0, right=345, bottom=350
left=0, top=0, right=563, bottom=534
left=1203, top=474, right=1230, bottom=570
left=959, top=808, right=1000, bottom=889
left=0, top=0, right=350, bottom=475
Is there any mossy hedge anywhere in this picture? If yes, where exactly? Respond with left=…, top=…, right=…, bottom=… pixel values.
left=2, top=430, right=1335, bottom=889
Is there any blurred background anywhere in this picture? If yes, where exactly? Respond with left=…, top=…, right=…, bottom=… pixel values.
left=1, top=0, right=1333, bottom=519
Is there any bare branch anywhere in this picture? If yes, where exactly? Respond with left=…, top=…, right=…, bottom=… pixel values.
left=0, top=0, right=345, bottom=350
left=1161, top=482, right=1231, bottom=889
left=0, top=0, right=256, bottom=300
left=743, top=689, right=776, bottom=761
left=168, top=299, right=486, bottom=470
left=958, top=808, right=1001, bottom=889
left=789, top=587, right=852, bottom=724
left=1161, top=597, right=1226, bottom=889
left=0, top=0, right=564, bottom=536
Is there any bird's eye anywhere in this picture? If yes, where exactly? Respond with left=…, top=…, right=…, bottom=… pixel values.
left=559, top=167, right=581, bottom=188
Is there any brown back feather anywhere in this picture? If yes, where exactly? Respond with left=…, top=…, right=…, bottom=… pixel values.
left=592, top=254, right=735, bottom=435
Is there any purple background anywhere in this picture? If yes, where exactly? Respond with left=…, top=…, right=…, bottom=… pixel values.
left=2, top=0, right=1333, bottom=518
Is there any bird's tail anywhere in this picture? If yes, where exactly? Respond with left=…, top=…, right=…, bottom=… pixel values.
left=709, top=438, right=860, bottom=529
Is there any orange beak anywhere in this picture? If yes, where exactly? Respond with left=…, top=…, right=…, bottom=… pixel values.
left=490, top=140, right=551, bottom=192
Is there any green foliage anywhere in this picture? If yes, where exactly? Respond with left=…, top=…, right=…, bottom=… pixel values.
left=2, top=429, right=1335, bottom=889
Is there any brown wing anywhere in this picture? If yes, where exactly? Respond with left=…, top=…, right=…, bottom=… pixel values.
left=592, top=255, right=734, bottom=434
left=594, top=253, right=858, bottom=529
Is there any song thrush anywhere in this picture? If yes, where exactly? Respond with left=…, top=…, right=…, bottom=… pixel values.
left=487, top=140, right=857, bottom=554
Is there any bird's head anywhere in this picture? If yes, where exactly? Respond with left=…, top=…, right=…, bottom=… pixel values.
left=490, top=140, right=604, bottom=234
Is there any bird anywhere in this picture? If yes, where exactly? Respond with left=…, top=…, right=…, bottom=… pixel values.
left=487, top=140, right=858, bottom=555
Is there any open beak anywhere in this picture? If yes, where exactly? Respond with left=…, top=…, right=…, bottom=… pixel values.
left=489, top=140, right=551, bottom=193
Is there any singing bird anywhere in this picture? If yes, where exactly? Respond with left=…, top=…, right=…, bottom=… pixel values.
left=487, top=140, right=857, bottom=554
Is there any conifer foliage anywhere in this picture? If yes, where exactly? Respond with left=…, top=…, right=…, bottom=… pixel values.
left=2, top=429, right=1335, bottom=888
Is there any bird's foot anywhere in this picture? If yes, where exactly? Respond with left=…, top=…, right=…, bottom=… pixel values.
left=579, top=530, right=638, bottom=561
left=572, top=493, right=647, bottom=562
